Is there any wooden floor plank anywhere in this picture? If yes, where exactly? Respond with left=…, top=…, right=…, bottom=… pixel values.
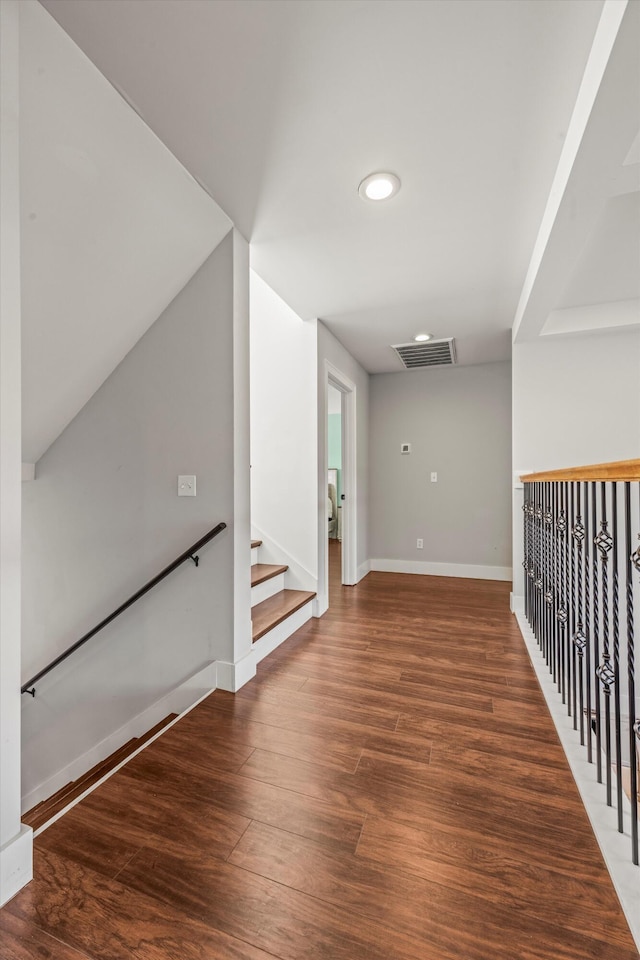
left=3, top=540, right=637, bottom=959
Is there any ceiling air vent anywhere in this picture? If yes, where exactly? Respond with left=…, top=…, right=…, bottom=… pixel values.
left=391, top=337, right=457, bottom=369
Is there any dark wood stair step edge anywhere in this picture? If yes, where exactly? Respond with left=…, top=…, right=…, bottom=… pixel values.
left=23, top=713, right=178, bottom=831
left=251, top=539, right=262, bottom=549
left=252, top=589, right=316, bottom=643
left=24, top=736, right=140, bottom=827
left=251, top=563, right=288, bottom=587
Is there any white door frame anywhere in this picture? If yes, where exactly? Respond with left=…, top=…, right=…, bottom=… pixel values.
left=317, top=359, right=357, bottom=614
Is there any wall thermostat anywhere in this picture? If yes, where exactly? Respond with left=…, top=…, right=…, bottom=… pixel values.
left=401, top=443, right=411, bottom=455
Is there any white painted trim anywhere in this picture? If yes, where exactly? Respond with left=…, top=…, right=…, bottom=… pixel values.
left=251, top=545, right=260, bottom=564
left=318, top=359, right=358, bottom=614
left=21, top=661, right=217, bottom=814
left=510, top=592, right=525, bottom=614
left=232, top=230, right=253, bottom=666
left=312, top=594, right=329, bottom=618
left=251, top=572, right=285, bottom=606
left=216, top=652, right=257, bottom=692
left=542, top=299, right=640, bottom=338
left=356, top=559, right=371, bottom=583
left=0, top=0, right=26, bottom=899
left=252, top=600, right=313, bottom=665
left=370, top=559, right=512, bottom=581
left=514, top=610, right=640, bottom=953
left=21, top=463, right=35, bottom=482
left=327, top=360, right=358, bottom=587
left=0, top=825, right=33, bottom=907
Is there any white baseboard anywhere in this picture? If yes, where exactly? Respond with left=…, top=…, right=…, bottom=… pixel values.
left=356, top=559, right=371, bottom=583
left=510, top=592, right=524, bottom=614
left=21, top=661, right=218, bottom=815
left=370, top=559, right=512, bottom=581
left=0, top=825, right=33, bottom=907
left=313, top=594, right=329, bottom=618
left=253, top=601, right=313, bottom=666
left=216, top=653, right=257, bottom=692
left=514, top=611, right=640, bottom=952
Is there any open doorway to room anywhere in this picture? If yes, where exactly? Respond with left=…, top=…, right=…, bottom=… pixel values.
left=319, top=360, right=357, bottom=613
left=327, top=383, right=343, bottom=595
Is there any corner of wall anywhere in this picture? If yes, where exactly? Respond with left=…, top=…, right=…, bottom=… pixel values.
left=0, top=825, right=33, bottom=908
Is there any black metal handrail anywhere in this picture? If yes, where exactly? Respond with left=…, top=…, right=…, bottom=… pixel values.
left=21, top=522, right=227, bottom=697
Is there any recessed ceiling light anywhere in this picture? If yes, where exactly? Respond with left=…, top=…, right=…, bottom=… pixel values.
left=358, top=172, right=401, bottom=201
left=414, top=333, right=433, bottom=342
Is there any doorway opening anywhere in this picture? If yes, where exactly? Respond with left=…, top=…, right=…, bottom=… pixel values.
left=327, top=383, right=343, bottom=597
left=319, top=360, right=357, bottom=614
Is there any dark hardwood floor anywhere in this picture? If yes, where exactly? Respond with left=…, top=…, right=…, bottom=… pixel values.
left=2, top=541, right=638, bottom=959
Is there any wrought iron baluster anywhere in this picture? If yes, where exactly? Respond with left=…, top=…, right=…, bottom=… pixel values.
left=545, top=482, right=554, bottom=673
left=610, top=484, right=623, bottom=832
left=595, top=482, right=614, bottom=805
left=572, top=482, right=586, bottom=743
left=584, top=482, right=593, bottom=765
left=625, top=481, right=638, bottom=865
left=536, top=483, right=544, bottom=656
left=592, top=481, right=602, bottom=783
left=557, top=482, right=568, bottom=705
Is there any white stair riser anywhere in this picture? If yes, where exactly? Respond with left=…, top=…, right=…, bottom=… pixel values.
left=251, top=572, right=286, bottom=605
left=253, top=601, right=313, bottom=665
left=251, top=546, right=260, bottom=564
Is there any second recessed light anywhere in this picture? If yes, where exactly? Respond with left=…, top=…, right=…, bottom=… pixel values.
left=358, top=172, right=401, bottom=201
left=414, top=333, right=433, bottom=342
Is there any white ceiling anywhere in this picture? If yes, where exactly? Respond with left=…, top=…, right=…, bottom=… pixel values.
left=38, top=0, right=638, bottom=376
left=20, top=0, right=231, bottom=462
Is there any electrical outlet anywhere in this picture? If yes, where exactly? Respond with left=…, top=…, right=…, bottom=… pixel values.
left=416, top=538, right=423, bottom=549
left=178, top=475, right=196, bottom=496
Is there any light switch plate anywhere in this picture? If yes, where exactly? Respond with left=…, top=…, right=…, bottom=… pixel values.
left=430, top=472, right=438, bottom=483
left=178, top=475, right=196, bottom=497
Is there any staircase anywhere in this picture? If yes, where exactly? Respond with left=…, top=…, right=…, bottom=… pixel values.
left=23, top=713, right=177, bottom=833
left=250, top=539, right=315, bottom=663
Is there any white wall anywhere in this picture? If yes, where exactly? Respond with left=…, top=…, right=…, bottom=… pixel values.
left=317, top=322, right=370, bottom=606
left=512, top=329, right=640, bottom=597
left=20, top=0, right=232, bottom=464
left=21, top=235, right=238, bottom=805
left=0, top=0, right=32, bottom=906
left=250, top=271, right=318, bottom=589
left=369, top=361, right=512, bottom=579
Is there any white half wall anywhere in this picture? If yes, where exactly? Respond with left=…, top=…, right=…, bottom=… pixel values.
left=512, top=329, right=640, bottom=597
left=250, top=271, right=318, bottom=588
left=369, top=361, right=512, bottom=578
left=21, top=236, right=238, bottom=804
left=0, top=0, right=33, bottom=906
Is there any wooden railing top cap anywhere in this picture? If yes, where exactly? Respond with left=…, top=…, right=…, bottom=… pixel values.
left=521, top=459, right=640, bottom=483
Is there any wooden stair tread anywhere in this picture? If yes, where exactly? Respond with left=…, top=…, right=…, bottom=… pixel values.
left=251, top=563, right=288, bottom=587
left=251, top=539, right=262, bottom=549
left=23, top=713, right=178, bottom=831
left=252, top=589, right=316, bottom=642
